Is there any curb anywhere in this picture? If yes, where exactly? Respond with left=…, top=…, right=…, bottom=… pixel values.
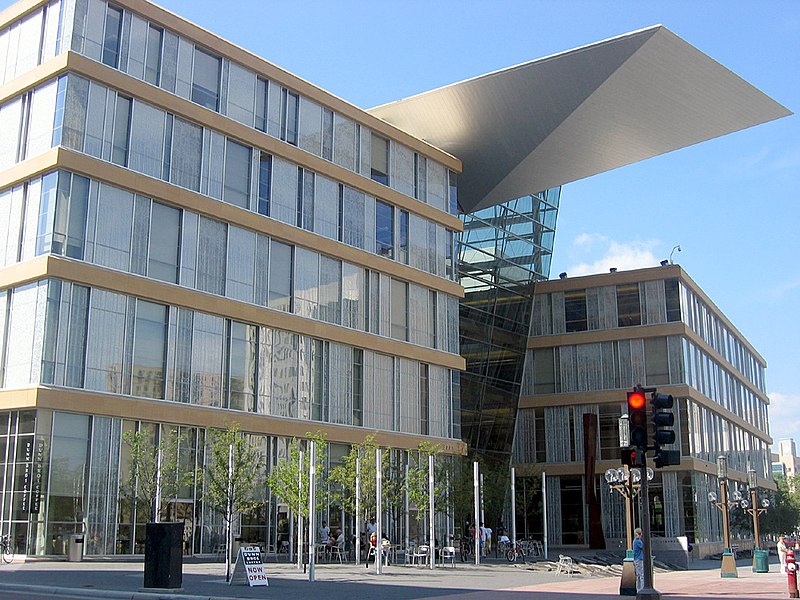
left=0, top=582, right=246, bottom=600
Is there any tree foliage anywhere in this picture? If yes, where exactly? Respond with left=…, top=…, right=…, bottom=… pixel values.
left=266, top=431, right=328, bottom=518
left=761, top=475, right=800, bottom=537
left=122, top=425, right=192, bottom=523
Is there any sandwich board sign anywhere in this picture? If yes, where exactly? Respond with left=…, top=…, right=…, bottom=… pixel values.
left=230, top=546, right=268, bottom=586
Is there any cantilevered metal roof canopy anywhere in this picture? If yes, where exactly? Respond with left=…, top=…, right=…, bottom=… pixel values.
left=369, top=26, right=791, bottom=214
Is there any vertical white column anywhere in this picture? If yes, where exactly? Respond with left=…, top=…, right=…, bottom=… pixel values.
left=473, top=461, right=480, bottom=565
left=355, top=456, right=361, bottom=566
left=542, top=471, right=548, bottom=560
left=308, top=440, right=316, bottom=582
left=297, top=450, right=304, bottom=569
left=428, top=453, right=435, bottom=569
left=404, top=461, right=410, bottom=557
left=376, top=448, right=383, bottom=575
left=510, top=467, right=516, bottom=544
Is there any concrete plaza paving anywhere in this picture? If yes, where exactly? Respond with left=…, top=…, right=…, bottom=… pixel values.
left=0, top=554, right=790, bottom=600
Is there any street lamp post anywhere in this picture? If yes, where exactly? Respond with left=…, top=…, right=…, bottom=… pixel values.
left=708, top=456, right=740, bottom=578
left=744, top=468, right=770, bottom=572
left=605, top=466, right=654, bottom=596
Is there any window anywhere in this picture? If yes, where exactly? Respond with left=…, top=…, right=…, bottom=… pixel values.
left=255, top=78, right=268, bottom=132
left=131, top=300, right=168, bottom=399
left=532, top=347, right=557, bottom=394
left=399, top=210, right=409, bottom=264
left=101, top=5, right=123, bottom=68
left=617, top=284, right=641, bottom=327
left=51, top=76, right=67, bottom=146
left=223, top=139, right=251, bottom=208
left=191, top=47, right=221, bottom=111
left=375, top=200, right=394, bottom=258
left=429, top=290, right=437, bottom=348
left=414, top=153, right=427, bottom=201
left=445, top=229, right=454, bottom=279
left=257, top=154, right=272, bottom=216
left=144, top=25, right=163, bottom=86
left=599, top=404, right=621, bottom=460
left=280, top=88, right=299, bottom=145
left=46, top=171, right=89, bottom=259
left=645, top=336, right=670, bottom=385
left=448, top=169, right=458, bottom=214
left=268, top=240, right=292, bottom=312
left=353, top=348, right=363, bottom=426
left=227, top=321, right=256, bottom=411
left=322, top=108, right=334, bottom=161
left=564, top=289, right=587, bottom=332
left=370, top=133, right=389, bottom=185
left=111, top=95, right=131, bottom=167
left=354, top=123, right=361, bottom=174
left=665, top=279, right=681, bottom=322
left=169, top=117, right=202, bottom=192
left=390, top=278, right=408, bottom=341
left=296, top=168, right=314, bottom=230
left=148, top=202, right=181, bottom=283
left=420, top=363, right=429, bottom=435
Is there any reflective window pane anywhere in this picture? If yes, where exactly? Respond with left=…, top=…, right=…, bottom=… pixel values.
left=191, top=47, right=221, bottom=111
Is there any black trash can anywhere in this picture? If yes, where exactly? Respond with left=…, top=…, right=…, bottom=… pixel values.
left=143, top=522, right=184, bottom=590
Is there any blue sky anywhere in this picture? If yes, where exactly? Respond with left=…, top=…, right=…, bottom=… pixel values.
left=6, top=1, right=798, bottom=446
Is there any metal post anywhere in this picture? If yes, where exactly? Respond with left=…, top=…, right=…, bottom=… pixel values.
left=404, top=461, right=410, bottom=558
left=355, top=456, right=360, bottom=566
left=428, top=453, right=435, bottom=570
left=625, top=474, right=634, bottom=550
left=542, top=472, right=548, bottom=560
left=226, top=443, right=234, bottom=582
left=154, top=427, right=162, bottom=522
left=751, top=488, right=760, bottom=549
left=308, top=440, right=316, bottom=582
left=473, top=462, right=480, bottom=565
left=720, top=479, right=731, bottom=550
left=510, top=467, right=516, bottom=545
left=297, top=450, right=303, bottom=569
left=376, top=448, right=382, bottom=575
left=636, top=461, right=660, bottom=600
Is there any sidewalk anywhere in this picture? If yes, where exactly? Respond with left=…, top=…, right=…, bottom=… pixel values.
left=0, top=555, right=788, bottom=600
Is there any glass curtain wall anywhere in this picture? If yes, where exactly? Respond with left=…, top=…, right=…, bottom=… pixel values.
left=457, top=189, right=560, bottom=467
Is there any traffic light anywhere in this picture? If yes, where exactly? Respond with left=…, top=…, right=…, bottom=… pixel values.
left=627, top=388, right=648, bottom=449
left=651, top=392, right=680, bottom=468
left=621, top=447, right=645, bottom=468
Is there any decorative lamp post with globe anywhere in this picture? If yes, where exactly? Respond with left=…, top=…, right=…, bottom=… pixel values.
left=605, top=465, right=654, bottom=596
left=708, top=456, right=745, bottom=578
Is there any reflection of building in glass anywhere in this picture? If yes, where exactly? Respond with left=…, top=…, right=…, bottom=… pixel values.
left=512, top=266, right=773, bottom=554
left=0, top=0, right=789, bottom=558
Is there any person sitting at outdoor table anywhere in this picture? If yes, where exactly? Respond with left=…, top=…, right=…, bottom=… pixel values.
left=499, top=533, right=511, bottom=544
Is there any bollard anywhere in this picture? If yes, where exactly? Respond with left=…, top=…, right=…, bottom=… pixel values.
left=788, top=549, right=798, bottom=598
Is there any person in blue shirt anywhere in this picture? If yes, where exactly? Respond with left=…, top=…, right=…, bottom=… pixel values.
left=633, top=528, right=644, bottom=592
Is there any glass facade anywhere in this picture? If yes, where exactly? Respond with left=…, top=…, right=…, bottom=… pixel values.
left=457, top=190, right=560, bottom=467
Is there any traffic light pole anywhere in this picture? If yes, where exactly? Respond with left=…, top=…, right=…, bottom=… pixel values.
left=637, top=455, right=660, bottom=600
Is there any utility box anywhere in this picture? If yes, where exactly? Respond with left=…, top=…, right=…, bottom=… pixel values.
left=143, top=522, right=184, bottom=590
left=67, top=534, right=84, bottom=562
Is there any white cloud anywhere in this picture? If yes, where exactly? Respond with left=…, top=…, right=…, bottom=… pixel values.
left=769, top=392, right=800, bottom=448
left=572, top=232, right=607, bottom=248
left=566, top=239, right=661, bottom=277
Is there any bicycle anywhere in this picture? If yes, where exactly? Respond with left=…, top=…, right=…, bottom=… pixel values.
left=506, top=540, right=526, bottom=563
left=458, top=536, right=474, bottom=562
left=1, top=535, right=13, bottom=564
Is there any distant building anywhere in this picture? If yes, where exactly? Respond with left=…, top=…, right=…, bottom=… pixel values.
left=512, top=265, right=773, bottom=550
left=773, top=439, right=799, bottom=478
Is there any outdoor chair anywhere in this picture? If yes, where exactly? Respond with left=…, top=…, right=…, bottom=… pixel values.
left=330, top=540, right=346, bottom=563
left=412, top=544, right=429, bottom=565
left=556, top=554, right=574, bottom=575
left=440, top=546, right=456, bottom=567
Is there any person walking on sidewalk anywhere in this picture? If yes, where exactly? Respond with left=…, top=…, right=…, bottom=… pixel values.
left=633, top=528, right=645, bottom=592
left=778, top=535, right=788, bottom=574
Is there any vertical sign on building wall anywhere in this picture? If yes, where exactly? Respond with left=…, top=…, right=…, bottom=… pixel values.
left=18, top=437, right=34, bottom=513
left=30, top=438, right=47, bottom=514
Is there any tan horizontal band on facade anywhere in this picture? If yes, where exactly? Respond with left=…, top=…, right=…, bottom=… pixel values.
left=510, top=457, right=776, bottom=491
left=0, top=386, right=467, bottom=455
left=527, top=321, right=687, bottom=348
left=518, top=383, right=771, bottom=444
left=0, top=147, right=463, bottom=300
left=0, top=51, right=463, bottom=233
left=8, top=255, right=463, bottom=371
left=527, top=320, right=769, bottom=406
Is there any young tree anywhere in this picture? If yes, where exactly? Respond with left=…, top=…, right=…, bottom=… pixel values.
left=122, top=425, right=191, bottom=523
left=202, top=423, right=263, bottom=581
left=266, top=431, right=327, bottom=567
left=761, top=475, right=800, bottom=537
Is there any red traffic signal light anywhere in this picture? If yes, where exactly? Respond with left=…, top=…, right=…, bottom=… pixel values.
left=627, top=389, right=648, bottom=449
left=628, top=391, right=646, bottom=410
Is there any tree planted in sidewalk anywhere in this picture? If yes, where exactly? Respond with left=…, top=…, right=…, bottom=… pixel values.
left=202, top=423, right=263, bottom=581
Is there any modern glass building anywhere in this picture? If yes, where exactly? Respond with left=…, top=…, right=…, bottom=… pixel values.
left=0, top=0, right=790, bottom=558
left=0, top=0, right=464, bottom=556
